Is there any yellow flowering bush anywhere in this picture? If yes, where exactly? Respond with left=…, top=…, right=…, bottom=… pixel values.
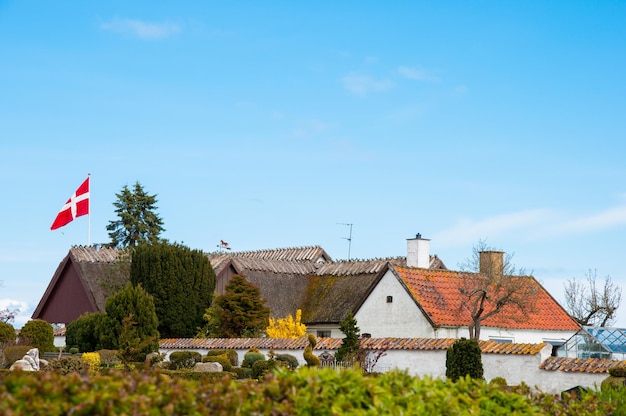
left=81, top=352, right=101, bottom=374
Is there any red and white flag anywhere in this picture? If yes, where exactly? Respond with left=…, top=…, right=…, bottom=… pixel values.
left=50, top=176, right=90, bottom=230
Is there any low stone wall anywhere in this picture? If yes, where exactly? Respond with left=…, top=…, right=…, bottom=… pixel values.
left=158, top=338, right=615, bottom=394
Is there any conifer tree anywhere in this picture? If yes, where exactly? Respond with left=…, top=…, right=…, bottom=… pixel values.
left=130, top=242, right=215, bottom=338
left=335, top=312, right=360, bottom=362
left=104, top=284, right=159, bottom=357
left=445, top=338, right=484, bottom=380
left=200, top=275, right=270, bottom=338
left=107, top=182, right=165, bottom=248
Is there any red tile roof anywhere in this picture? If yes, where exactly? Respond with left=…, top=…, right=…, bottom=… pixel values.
left=159, top=337, right=545, bottom=355
left=395, top=267, right=580, bottom=331
left=540, top=356, right=626, bottom=374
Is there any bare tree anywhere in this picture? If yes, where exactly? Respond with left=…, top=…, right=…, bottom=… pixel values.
left=564, top=269, right=621, bottom=327
left=458, top=240, right=537, bottom=339
left=0, top=309, right=17, bottom=324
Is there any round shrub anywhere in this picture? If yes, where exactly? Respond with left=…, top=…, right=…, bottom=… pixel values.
left=203, top=354, right=232, bottom=372
left=275, top=353, right=299, bottom=370
left=0, top=321, right=16, bottom=345
left=252, top=359, right=274, bottom=380
left=169, top=351, right=202, bottom=370
left=243, top=351, right=265, bottom=368
left=206, top=349, right=239, bottom=367
left=232, top=367, right=252, bottom=379
left=19, top=319, right=55, bottom=353
left=609, top=366, right=626, bottom=378
left=489, top=377, right=508, bottom=387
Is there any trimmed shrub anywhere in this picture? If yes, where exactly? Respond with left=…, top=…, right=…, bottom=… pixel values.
left=203, top=354, right=232, bottom=372
left=206, top=349, right=239, bottom=367
left=96, top=349, right=121, bottom=367
left=251, top=359, right=274, bottom=380
left=446, top=338, right=484, bottom=381
left=19, top=320, right=55, bottom=353
left=3, top=346, right=32, bottom=368
left=45, top=356, right=84, bottom=375
left=242, top=351, right=265, bottom=368
left=169, top=351, right=202, bottom=370
left=489, top=377, right=508, bottom=387
left=303, top=345, right=320, bottom=367
left=275, top=353, right=299, bottom=370
left=0, top=321, right=15, bottom=345
left=609, top=366, right=626, bottom=378
left=602, top=375, right=626, bottom=391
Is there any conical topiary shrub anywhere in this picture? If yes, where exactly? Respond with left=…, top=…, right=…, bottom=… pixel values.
left=445, top=338, right=484, bottom=381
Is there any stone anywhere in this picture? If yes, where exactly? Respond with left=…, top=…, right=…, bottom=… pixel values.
left=193, top=361, right=223, bottom=372
left=10, top=348, right=41, bottom=371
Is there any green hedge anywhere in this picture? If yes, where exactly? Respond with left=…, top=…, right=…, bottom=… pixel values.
left=0, top=367, right=622, bottom=414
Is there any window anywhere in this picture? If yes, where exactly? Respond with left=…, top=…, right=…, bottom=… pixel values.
left=386, top=296, right=393, bottom=303
left=489, top=337, right=513, bottom=343
left=361, top=333, right=371, bottom=338
left=317, top=330, right=331, bottom=338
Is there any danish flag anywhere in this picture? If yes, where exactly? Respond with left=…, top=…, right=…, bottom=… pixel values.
left=50, top=176, right=90, bottom=230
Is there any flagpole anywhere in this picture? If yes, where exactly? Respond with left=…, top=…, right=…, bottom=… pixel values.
left=88, top=173, right=91, bottom=246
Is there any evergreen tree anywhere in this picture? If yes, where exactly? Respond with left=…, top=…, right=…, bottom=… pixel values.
left=445, top=338, right=484, bottom=380
left=334, top=312, right=360, bottom=362
left=131, top=242, right=215, bottom=338
left=19, top=319, right=55, bottom=353
left=65, top=312, right=111, bottom=352
left=104, top=284, right=159, bottom=356
left=107, top=182, right=165, bottom=248
left=201, top=275, right=270, bottom=338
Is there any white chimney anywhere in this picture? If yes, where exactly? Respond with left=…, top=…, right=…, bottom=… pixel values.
left=407, top=233, right=430, bottom=268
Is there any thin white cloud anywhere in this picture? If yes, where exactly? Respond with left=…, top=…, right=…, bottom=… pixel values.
left=341, top=73, right=393, bottom=97
left=100, top=18, right=181, bottom=40
left=397, top=65, right=439, bottom=82
left=433, top=209, right=551, bottom=247
left=434, top=204, right=626, bottom=248
left=0, top=298, right=30, bottom=328
left=546, top=205, right=626, bottom=235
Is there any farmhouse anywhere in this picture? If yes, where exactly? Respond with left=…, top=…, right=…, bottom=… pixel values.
left=33, top=235, right=579, bottom=346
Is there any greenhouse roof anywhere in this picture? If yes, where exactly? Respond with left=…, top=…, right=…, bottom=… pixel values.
left=583, top=326, right=626, bottom=353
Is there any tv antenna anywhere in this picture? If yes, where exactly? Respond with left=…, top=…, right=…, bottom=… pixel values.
left=338, top=223, right=353, bottom=260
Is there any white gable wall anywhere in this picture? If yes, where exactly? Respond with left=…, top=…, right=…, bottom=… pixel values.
left=355, top=270, right=434, bottom=338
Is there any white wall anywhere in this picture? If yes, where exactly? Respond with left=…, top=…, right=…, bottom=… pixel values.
left=159, top=344, right=609, bottom=394
left=432, top=325, right=575, bottom=345
left=355, top=270, right=434, bottom=338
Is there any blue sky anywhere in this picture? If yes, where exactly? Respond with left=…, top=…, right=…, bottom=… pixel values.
left=1, top=2, right=626, bottom=328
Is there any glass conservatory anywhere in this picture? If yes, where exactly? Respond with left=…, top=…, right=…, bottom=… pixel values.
left=558, top=326, right=626, bottom=360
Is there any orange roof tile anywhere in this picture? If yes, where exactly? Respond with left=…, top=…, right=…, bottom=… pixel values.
left=539, top=356, right=626, bottom=373
left=159, top=337, right=545, bottom=355
left=395, top=267, right=580, bottom=331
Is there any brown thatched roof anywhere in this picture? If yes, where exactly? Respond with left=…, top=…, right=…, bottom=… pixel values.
left=71, top=246, right=131, bottom=311
left=36, top=245, right=447, bottom=327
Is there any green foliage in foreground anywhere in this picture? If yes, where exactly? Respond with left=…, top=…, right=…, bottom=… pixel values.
left=0, top=367, right=624, bottom=415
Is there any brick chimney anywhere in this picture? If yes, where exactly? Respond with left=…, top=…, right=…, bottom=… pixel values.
left=479, top=250, right=504, bottom=277
left=407, top=234, right=430, bottom=268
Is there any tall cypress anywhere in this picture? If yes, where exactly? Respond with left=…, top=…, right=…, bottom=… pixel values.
left=130, top=242, right=215, bottom=338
